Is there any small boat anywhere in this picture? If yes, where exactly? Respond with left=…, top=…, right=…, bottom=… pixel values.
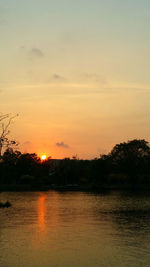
left=0, top=201, right=11, bottom=208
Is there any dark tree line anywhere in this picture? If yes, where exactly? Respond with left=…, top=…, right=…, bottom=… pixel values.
left=0, top=139, right=150, bottom=190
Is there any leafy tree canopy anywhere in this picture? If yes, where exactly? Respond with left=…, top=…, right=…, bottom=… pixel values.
left=109, top=139, right=150, bottom=162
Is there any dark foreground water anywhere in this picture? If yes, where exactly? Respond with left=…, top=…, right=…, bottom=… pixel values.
left=0, top=190, right=150, bottom=267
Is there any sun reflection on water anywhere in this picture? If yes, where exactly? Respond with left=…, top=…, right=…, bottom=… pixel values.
left=38, top=195, right=46, bottom=231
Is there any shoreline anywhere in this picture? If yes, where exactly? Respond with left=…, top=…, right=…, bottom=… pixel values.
left=0, top=184, right=150, bottom=192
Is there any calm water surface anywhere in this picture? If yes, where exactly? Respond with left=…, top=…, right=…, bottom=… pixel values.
left=0, top=190, right=150, bottom=266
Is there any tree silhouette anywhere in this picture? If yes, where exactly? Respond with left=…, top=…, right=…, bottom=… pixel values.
left=109, top=139, right=150, bottom=177
left=0, top=113, right=18, bottom=158
left=110, top=139, right=150, bottom=160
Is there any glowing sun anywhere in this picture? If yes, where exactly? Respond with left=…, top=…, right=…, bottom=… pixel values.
left=41, top=154, right=47, bottom=161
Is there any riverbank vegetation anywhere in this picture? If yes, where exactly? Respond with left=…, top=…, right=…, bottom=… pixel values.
left=0, top=139, right=150, bottom=191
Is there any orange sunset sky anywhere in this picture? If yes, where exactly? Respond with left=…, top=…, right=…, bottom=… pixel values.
left=1, top=0, right=150, bottom=159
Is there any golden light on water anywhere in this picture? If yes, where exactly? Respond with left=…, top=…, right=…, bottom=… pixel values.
left=37, top=192, right=59, bottom=232
left=38, top=195, right=46, bottom=230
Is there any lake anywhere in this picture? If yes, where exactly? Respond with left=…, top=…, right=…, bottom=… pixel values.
left=0, top=190, right=150, bottom=266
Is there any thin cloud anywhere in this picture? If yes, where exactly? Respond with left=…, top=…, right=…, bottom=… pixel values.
left=29, top=48, right=44, bottom=58
left=46, top=74, right=66, bottom=84
left=56, top=142, right=70, bottom=149
left=81, top=73, right=107, bottom=84
left=52, top=74, right=65, bottom=81
left=23, top=141, right=32, bottom=146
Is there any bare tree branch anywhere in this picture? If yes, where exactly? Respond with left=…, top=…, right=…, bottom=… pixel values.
left=0, top=114, right=18, bottom=157
left=0, top=114, right=10, bottom=122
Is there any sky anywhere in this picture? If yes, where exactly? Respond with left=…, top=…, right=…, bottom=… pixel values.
left=1, top=0, right=150, bottom=159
